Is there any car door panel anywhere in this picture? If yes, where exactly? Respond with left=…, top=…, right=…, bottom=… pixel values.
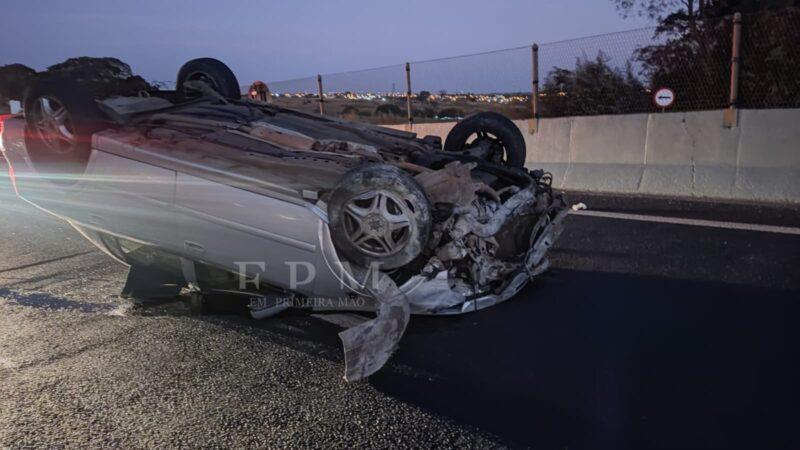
left=173, top=173, right=321, bottom=294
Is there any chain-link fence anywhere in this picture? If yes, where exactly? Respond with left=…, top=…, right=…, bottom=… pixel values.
left=739, top=9, right=800, bottom=109
left=258, top=8, right=799, bottom=125
left=537, top=26, right=661, bottom=117
left=407, top=46, right=531, bottom=123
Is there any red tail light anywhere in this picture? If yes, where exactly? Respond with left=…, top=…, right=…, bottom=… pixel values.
left=0, top=114, right=12, bottom=135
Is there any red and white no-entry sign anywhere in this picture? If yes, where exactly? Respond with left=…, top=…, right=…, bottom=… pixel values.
left=653, top=87, right=675, bottom=108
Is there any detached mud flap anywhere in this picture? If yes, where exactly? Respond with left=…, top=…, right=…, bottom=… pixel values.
left=338, top=268, right=409, bottom=382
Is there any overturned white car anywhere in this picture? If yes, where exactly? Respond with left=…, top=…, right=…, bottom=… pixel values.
left=1, top=58, right=568, bottom=380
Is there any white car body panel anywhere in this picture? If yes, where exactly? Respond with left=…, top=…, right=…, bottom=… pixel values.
left=2, top=117, right=355, bottom=300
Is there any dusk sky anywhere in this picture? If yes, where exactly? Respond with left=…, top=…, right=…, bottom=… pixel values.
left=2, top=0, right=652, bottom=85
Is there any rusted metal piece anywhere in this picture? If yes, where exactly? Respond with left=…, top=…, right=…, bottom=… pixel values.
left=528, top=43, right=539, bottom=134
left=249, top=81, right=270, bottom=102
left=724, top=13, right=742, bottom=128
left=395, top=161, right=433, bottom=174
left=317, top=74, right=325, bottom=115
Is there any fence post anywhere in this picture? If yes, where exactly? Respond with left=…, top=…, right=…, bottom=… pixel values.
left=528, top=43, right=539, bottom=134
left=723, top=12, right=742, bottom=128
left=317, top=74, right=325, bottom=115
left=405, top=62, right=413, bottom=131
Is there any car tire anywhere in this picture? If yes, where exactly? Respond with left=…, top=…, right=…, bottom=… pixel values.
left=176, top=58, right=241, bottom=100
left=23, top=78, right=108, bottom=179
left=328, top=164, right=431, bottom=270
left=443, top=111, right=526, bottom=167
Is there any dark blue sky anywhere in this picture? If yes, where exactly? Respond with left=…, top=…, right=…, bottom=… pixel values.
left=2, top=0, right=650, bottom=85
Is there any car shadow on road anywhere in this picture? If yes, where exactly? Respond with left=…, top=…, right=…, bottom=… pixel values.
left=195, top=302, right=349, bottom=366
left=0, top=287, right=118, bottom=314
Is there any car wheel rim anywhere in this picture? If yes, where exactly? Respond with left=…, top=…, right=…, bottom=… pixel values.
left=32, top=97, right=75, bottom=154
left=342, top=190, right=414, bottom=257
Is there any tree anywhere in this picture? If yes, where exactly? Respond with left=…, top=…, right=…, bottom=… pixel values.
left=613, top=0, right=798, bottom=35
left=1, top=57, right=155, bottom=104
left=612, top=0, right=797, bottom=23
left=626, top=1, right=800, bottom=109
left=374, top=103, right=404, bottom=123
left=540, top=52, right=649, bottom=117
left=40, top=57, right=152, bottom=98
left=0, top=64, right=37, bottom=101
left=417, top=90, right=431, bottom=102
left=436, top=107, right=465, bottom=119
left=614, top=0, right=688, bottom=20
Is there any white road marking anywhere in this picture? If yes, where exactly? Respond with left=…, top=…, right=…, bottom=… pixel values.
left=571, top=210, right=800, bottom=236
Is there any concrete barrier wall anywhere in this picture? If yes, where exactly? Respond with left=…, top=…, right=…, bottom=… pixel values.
left=387, top=108, right=800, bottom=204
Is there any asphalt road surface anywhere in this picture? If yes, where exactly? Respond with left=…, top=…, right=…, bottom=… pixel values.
left=1, top=171, right=798, bottom=449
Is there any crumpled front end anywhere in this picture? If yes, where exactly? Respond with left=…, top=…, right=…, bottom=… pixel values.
left=337, top=162, right=568, bottom=380
left=402, top=161, right=569, bottom=314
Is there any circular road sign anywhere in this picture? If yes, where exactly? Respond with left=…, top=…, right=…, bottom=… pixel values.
left=654, top=87, right=675, bottom=108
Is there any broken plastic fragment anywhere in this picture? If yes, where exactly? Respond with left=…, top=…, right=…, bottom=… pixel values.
left=571, top=202, right=587, bottom=211
left=338, top=267, right=410, bottom=381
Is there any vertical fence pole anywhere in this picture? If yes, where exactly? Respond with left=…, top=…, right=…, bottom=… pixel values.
left=317, top=74, right=325, bottom=115
left=528, top=43, right=539, bottom=134
left=405, top=62, right=413, bottom=131
left=724, top=13, right=742, bottom=128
